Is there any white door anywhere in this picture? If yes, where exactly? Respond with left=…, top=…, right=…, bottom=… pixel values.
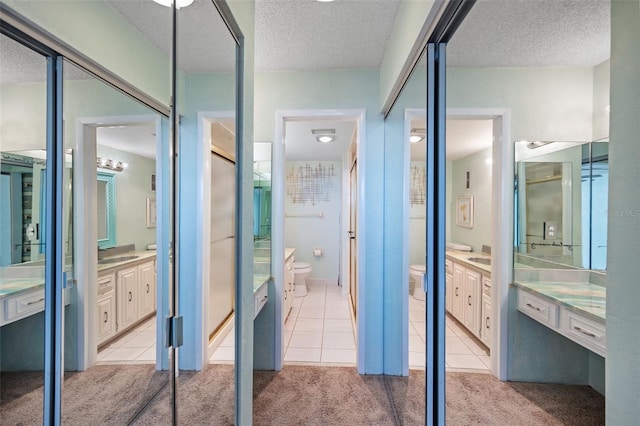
left=349, top=159, right=357, bottom=317
left=209, top=152, right=236, bottom=337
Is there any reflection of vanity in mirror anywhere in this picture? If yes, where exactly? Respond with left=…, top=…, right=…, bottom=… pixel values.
left=513, top=139, right=608, bottom=358
left=0, top=150, right=73, bottom=326
left=253, top=142, right=272, bottom=318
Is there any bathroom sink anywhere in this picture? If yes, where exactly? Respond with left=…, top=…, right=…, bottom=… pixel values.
left=99, top=255, right=139, bottom=264
left=468, top=257, right=491, bottom=266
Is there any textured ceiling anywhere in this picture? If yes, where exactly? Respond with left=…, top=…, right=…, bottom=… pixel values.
left=448, top=0, right=610, bottom=67
left=410, top=118, right=494, bottom=162
left=97, top=122, right=157, bottom=159
left=255, top=0, right=401, bottom=71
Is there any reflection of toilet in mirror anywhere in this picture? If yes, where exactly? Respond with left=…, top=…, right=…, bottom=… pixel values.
left=293, top=262, right=311, bottom=297
left=409, top=264, right=426, bottom=301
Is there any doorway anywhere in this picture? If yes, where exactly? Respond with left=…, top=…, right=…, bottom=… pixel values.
left=403, top=108, right=511, bottom=378
left=273, top=110, right=365, bottom=371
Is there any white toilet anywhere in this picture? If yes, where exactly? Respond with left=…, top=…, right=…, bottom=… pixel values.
left=293, top=262, right=311, bottom=297
left=409, top=264, right=426, bottom=301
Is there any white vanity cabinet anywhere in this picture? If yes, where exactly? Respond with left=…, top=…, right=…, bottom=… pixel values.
left=97, top=254, right=157, bottom=347
left=451, top=263, right=465, bottom=320
left=462, top=268, right=482, bottom=338
left=445, top=260, right=453, bottom=313
left=448, top=257, right=490, bottom=344
left=97, top=273, right=116, bottom=344
left=138, top=260, right=156, bottom=317
left=117, top=265, right=139, bottom=331
left=480, top=277, right=492, bottom=348
left=284, top=252, right=295, bottom=321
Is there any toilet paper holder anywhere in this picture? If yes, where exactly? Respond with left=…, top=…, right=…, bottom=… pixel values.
left=313, top=248, right=323, bottom=257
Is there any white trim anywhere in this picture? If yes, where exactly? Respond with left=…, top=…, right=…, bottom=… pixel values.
left=274, top=109, right=366, bottom=373
left=74, top=114, right=161, bottom=371
left=402, top=108, right=512, bottom=381
left=446, top=108, right=512, bottom=381
left=197, top=110, right=235, bottom=370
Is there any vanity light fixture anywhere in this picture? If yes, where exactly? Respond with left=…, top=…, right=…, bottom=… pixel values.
left=152, top=0, right=195, bottom=9
left=96, top=156, right=128, bottom=172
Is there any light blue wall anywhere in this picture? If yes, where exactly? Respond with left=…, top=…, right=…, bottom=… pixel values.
left=254, top=69, right=387, bottom=373
left=284, top=161, right=341, bottom=284
left=606, top=0, right=640, bottom=423
left=95, top=145, right=156, bottom=252
left=449, top=147, right=492, bottom=253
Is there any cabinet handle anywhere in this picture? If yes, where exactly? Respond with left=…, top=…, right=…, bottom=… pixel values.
left=128, top=291, right=132, bottom=302
left=104, top=312, right=108, bottom=323
left=146, top=283, right=150, bottom=293
left=525, top=303, right=541, bottom=312
left=468, top=295, right=472, bottom=306
left=27, top=298, right=45, bottom=306
left=284, top=290, right=287, bottom=301
left=573, top=326, right=597, bottom=338
left=486, top=317, right=490, bottom=329
left=455, top=287, right=459, bottom=297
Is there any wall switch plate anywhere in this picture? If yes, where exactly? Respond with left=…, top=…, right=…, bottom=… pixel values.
left=544, top=221, right=558, bottom=240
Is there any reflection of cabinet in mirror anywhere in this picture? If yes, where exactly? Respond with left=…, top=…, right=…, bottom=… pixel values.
left=97, top=257, right=156, bottom=347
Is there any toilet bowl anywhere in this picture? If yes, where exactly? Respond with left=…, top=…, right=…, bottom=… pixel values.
left=293, top=262, right=311, bottom=297
left=409, top=264, right=426, bottom=301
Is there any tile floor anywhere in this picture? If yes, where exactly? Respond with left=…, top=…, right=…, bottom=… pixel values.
left=409, top=296, right=490, bottom=372
left=210, top=284, right=356, bottom=365
left=99, top=288, right=489, bottom=373
left=96, top=316, right=157, bottom=364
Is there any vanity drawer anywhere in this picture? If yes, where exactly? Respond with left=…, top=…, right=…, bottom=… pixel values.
left=560, top=309, right=606, bottom=357
left=254, top=283, right=268, bottom=319
left=3, top=288, right=45, bottom=325
left=517, top=289, right=559, bottom=329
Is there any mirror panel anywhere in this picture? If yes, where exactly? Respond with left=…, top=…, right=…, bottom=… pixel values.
left=254, top=142, right=272, bottom=278
left=514, top=140, right=609, bottom=271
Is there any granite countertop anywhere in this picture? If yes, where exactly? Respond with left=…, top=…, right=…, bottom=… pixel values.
left=97, top=250, right=157, bottom=273
left=513, top=281, right=606, bottom=324
left=0, top=277, right=45, bottom=299
left=446, top=249, right=491, bottom=274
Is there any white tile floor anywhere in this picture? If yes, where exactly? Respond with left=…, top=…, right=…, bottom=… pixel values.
left=96, top=317, right=157, bottom=364
left=210, top=284, right=357, bottom=366
left=409, top=296, right=490, bottom=372
left=100, top=289, right=488, bottom=373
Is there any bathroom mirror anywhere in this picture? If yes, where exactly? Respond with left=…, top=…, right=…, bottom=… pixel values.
left=254, top=142, right=272, bottom=277
left=514, top=139, right=608, bottom=271
left=96, top=171, right=116, bottom=249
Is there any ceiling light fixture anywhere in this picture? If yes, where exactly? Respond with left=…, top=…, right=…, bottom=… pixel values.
left=316, top=0, right=335, bottom=2
left=152, top=0, right=195, bottom=9
left=410, top=128, right=426, bottom=143
left=316, top=135, right=335, bottom=143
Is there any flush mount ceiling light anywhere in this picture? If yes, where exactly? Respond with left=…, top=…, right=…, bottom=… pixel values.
left=410, top=128, right=426, bottom=143
left=153, top=0, right=195, bottom=9
left=316, top=135, right=335, bottom=143
left=316, top=0, right=336, bottom=2
left=311, top=128, right=335, bottom=143
left=525, top=140, right=552, bottom=149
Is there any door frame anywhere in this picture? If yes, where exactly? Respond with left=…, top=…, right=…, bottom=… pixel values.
left=75, top=114, right=164, bottom=370
left=274, top=109, right=366, bottom=372
left=403, top=107, right=512, bottom=380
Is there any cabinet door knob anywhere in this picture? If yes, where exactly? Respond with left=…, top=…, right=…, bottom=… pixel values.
left=455, top=287, right=459, bottom=297
left=128, top=291, right=132, bottom=302
left=486, top=317, right=490, bottom=329
left=146, top=283, right=150, bottom=293
left=104, top=312, right=108, bottom=323
left=468, top=295, right=472, bottom=306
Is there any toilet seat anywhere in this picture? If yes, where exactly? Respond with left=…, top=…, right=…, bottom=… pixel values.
left=410, top=264, right=426, bottom=273
left=293, top=262, right=311, bottom=270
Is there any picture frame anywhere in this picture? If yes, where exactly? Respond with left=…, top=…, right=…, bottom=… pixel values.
left=456, top=195, right=474, bottom=228
left=146, top=197, right=157, bottom=228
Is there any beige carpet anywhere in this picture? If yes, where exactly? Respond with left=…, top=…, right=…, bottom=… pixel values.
left=1, top=365, right=604, bottom=425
